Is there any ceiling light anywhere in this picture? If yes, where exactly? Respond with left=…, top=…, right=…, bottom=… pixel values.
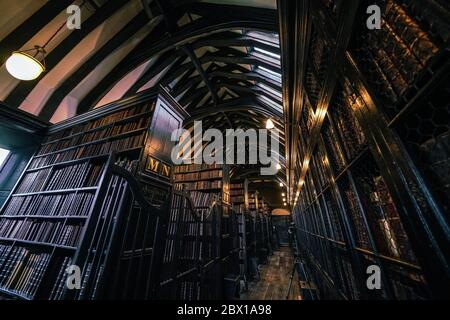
left=282, top=193, right=285, bottom=196
left=6, top=47, right=45, bottom=81
left=276, top=163, right=281, bottom=170
left=279, top=182, right=283, bottom=187
left=5, top=3, right=86, bottom=82
left=266, top=118, right=275, bottom=130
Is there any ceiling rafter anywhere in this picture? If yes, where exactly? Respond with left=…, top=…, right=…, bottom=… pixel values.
left=125, top=50, right=186, bottom=97
left=4, top=0, right=131, bottom=108
left=39, top=11, right=151, bottom=120
left=182, top=45, right=219, bottom=106
left=78, top=15, right=277, bottom=113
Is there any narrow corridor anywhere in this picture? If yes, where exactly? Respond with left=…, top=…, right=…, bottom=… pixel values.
left=242, top=247, right=301, bottom=300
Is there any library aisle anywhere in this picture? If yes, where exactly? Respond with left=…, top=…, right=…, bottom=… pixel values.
left=242, top=247, right=301, bottom=300
left=0, top=0, right=449, bottom=303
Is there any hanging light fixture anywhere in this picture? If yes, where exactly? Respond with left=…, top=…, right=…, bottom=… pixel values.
left=6, top=46, right=46, bottom=81
left=5, top=3, right=84, bottom=81
left=266, top=118, right=275, bottom=130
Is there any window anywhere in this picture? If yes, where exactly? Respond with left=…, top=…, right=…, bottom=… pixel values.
left=0, top=148, right=10, bottom=168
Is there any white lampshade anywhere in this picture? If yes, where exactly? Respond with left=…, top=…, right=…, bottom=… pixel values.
left=6, top=51, right=45, bottom=81
left=266, top=118, right=275, bottom=130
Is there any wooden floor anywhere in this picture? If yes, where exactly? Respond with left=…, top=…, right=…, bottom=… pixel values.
left=242, top=247, right=301, bottom=300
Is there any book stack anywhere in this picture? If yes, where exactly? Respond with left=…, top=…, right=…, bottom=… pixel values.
left=322, top=120, right=346, bottom=174
left=371, top=175, right=417, bottom=262
left=160, top=192, right=201, bottom=299
left=173, top=164, right=229, bottom=201
left=330, top=89, right=367, bottom=161
left=0, top=245, right=52, bottom=299
left=343, top=187, right=371, bottom=250
left=351, top=0, right=441, bottom=116
left=2, top=193, right=94, bottom=217
left=48, top=256, right=73, bottom=300
left=0, top=219, right=83, bottom=247
left=29, top=132, right=146, bottom=169
left=174, top=163, right=222, bottom=173
left=0, top=100, right=156, bottom=300
left=230, top=183, right=245, bottom=210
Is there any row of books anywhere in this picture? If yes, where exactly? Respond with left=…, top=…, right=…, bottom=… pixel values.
left=230, top=183, right=244, bottom=189
left=16, top=169, right=51, bottom=194
left=230, top=189, right=244, bottom=196
left=38, top=117, right=149, bottom=156
left=173, top=163, right=222, bottom=174
left=29, top=132, right=146, bottom=169
left=0, top=245, right=52, bottom=299
left=310, top=152, right=327, bottom=189
left=49, top=256, right=73, bottom=300
left=17, top=162, right=103, bottom=194
left=330, top=90, right=367, bottom=161
left=173, top=169, right=223, bottom=182
left=365, top=174, right=416, bottom=262
left=0, top=219, right=83, bottom=247
left=322, top=121, right=346, bottom=174
left=352, top=1, right=439, bottom=108
left=2, top=193, right=94, bottom=217
left=164, top=194, right=200, bottom=264
left=47, top=163, right=103, bottom=191
left=84, top=104, right=149, bottom=132
left=174, top=180, right=222, bottom=192
left=42, top=104, right=149, bottom=145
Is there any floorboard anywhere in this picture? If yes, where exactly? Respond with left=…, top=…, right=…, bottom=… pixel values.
left=242, top=247, right=301, bottom=300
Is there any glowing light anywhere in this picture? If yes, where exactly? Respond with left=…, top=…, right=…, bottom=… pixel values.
left=6, top=51, right=45, bottom=80
left=266, top=118, right=275, bottom=130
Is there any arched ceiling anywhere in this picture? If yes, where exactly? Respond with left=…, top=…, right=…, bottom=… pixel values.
left=0, top=0, right=287, bottom=198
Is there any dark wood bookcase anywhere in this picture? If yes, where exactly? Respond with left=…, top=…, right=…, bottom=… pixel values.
left=0, top=87, right=187, bottom=300
left=230, top=179, right=250, bottom=291
left=170, top=163, right=241, bottom=299
left=280, top=0, right=449, bottom=299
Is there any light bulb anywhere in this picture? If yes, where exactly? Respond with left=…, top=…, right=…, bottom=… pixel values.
left=279, top=182, right=283, bottom=187
left=266, top=119, right=275, bottom=130
left=276, top=163, right=281, bottom=170
left=6, top=52, right=45, bottom=81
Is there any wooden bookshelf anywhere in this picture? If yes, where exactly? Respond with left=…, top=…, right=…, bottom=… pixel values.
left=170, top=163, right=242, bottom=299
left=0, top=88, right=187, bottom=300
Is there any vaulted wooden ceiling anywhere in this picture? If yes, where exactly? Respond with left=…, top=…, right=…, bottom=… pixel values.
left=0, top=0, right=287, bottom=198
